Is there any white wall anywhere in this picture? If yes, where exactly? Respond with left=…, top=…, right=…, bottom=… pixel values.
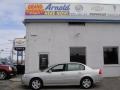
left=25, top=22, right=120, bottom=77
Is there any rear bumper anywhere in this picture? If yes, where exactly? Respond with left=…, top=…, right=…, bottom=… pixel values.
left=94, top=75, right=103, bottom=83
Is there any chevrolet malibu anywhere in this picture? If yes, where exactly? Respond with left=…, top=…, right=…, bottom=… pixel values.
left=22, top=62, right=102, bottom=90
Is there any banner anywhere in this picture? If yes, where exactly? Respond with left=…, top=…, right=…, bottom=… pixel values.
left=25, top=3, right=70, bottom=16
left=25, top=3, right=120, bottom=20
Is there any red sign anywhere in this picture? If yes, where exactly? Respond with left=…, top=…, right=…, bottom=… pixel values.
left=25, top=4, right=45, bottom=15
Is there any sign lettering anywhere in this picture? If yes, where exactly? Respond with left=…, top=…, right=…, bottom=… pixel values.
left=45, top=3, right=70, bottom=11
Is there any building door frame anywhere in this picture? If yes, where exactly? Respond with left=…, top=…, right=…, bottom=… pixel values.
left=39, top=52, right=49, bottom=71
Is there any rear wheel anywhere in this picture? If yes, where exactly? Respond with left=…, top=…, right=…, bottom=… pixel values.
left=0, top=71, right=7, bottom=80
left=30, top=78, right=42, bottom=90
left=80, top=77, right=93, bottom=89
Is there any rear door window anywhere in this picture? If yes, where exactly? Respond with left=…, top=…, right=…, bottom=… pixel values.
left=67, top=63, right=85, bottom=71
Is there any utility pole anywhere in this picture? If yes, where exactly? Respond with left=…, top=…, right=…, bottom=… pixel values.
left=8, top=40, right=14, bottom=63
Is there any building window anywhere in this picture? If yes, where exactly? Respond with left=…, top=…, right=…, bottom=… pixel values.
left=103, top=47, right=119, bottom=64
left=39, top=53, right=48, bottom=70
left=70, top=47, right=86, bottom=64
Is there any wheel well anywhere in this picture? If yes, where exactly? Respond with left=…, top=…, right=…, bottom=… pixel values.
left=0, top=70, right=7, bottom=73
left=29, top=77, right=43, bottom=87
left=0, top=70, right=8, bottom=75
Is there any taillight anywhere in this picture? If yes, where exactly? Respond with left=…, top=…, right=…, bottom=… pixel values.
left=99, top=69, right=102, bottom=75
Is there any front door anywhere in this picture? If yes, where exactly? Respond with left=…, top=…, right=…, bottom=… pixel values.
left=44, top=64, right=66, bottom=85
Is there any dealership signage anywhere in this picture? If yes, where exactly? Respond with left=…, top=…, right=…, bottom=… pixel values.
left=14, top=47, right=25, bottom=51
left=25, top=3, right=70, bottom=16
left=25, top=3, right=120, bottom=20
left=14, top=38, right=26, bottom=51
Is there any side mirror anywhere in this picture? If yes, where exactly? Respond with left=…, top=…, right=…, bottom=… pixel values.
left=47, top=70, right=52, bottom=73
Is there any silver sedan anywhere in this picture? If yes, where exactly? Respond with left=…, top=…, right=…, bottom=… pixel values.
left=21, top=62, right=102, bottom=90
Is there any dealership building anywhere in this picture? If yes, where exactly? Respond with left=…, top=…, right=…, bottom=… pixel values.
left=24, top=2, right=120, bottom=77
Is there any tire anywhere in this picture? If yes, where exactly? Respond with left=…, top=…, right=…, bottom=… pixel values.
left=80, top=77, right=93, bottom=89
left=0, top=71, right=7, bottom=80
left=30, top=78, right=42, bottom=90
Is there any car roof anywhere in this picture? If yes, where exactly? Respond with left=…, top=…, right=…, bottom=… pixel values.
left=54, top=62, right=85, bottom=65
left=52, top=62, right=92, bottom=70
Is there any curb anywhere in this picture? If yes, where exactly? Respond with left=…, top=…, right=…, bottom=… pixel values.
left=9, top=75, right=22, bottom=82
left=9, top=78, right=21, bottom=82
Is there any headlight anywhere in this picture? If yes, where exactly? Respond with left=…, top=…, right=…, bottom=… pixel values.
left=9, top=66, right=12, bottom=71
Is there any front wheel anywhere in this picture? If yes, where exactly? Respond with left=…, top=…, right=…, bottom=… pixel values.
left=80, top=77, right=93, bottom=89
left=0, top=71, right=7, bottom=80
left=30, top=78, right=42, bottom=90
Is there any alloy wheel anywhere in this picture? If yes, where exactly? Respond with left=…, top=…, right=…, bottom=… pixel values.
left=31, top=79, right=41, bottom=90
left=81, top=78, right=92, bottom=88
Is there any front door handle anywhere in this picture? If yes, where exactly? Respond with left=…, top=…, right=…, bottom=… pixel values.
left=78, top=72, right=82, bottom=74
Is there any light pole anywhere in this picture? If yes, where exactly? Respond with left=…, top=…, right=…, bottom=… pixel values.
left=7, top=40, right=14, bottom=62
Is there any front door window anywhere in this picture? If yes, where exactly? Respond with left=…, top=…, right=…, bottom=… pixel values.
left=51, top=64, right=65, bottom=72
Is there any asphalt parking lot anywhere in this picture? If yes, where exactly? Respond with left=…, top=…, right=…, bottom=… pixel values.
left=0, top=76, right=120, bottom=90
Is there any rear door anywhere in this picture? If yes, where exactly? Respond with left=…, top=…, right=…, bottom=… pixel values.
left=63, top=63, right=85, bottom=85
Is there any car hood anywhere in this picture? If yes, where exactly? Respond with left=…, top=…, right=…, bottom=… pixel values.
left=0, top=64, right=11, bottom=67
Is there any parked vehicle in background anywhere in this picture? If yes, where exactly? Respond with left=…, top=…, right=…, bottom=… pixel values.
left=22, top=62, right=102, bottom=90
left=0, top=61, right=17, bottom=80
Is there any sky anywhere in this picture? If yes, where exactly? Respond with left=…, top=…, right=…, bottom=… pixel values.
left=0, top=0, right=120, bottom=58
left=0, top=0, right=25, bottom=58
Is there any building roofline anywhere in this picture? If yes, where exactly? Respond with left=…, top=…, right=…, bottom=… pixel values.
left=23, top=19, right=120, bottom=24
left=25, top=1, right=120, bottom=5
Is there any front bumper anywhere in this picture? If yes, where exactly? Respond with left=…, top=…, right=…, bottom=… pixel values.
left=6, top=70, right=17, bottom=77
left=21, top=75, right=30, bottom=86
